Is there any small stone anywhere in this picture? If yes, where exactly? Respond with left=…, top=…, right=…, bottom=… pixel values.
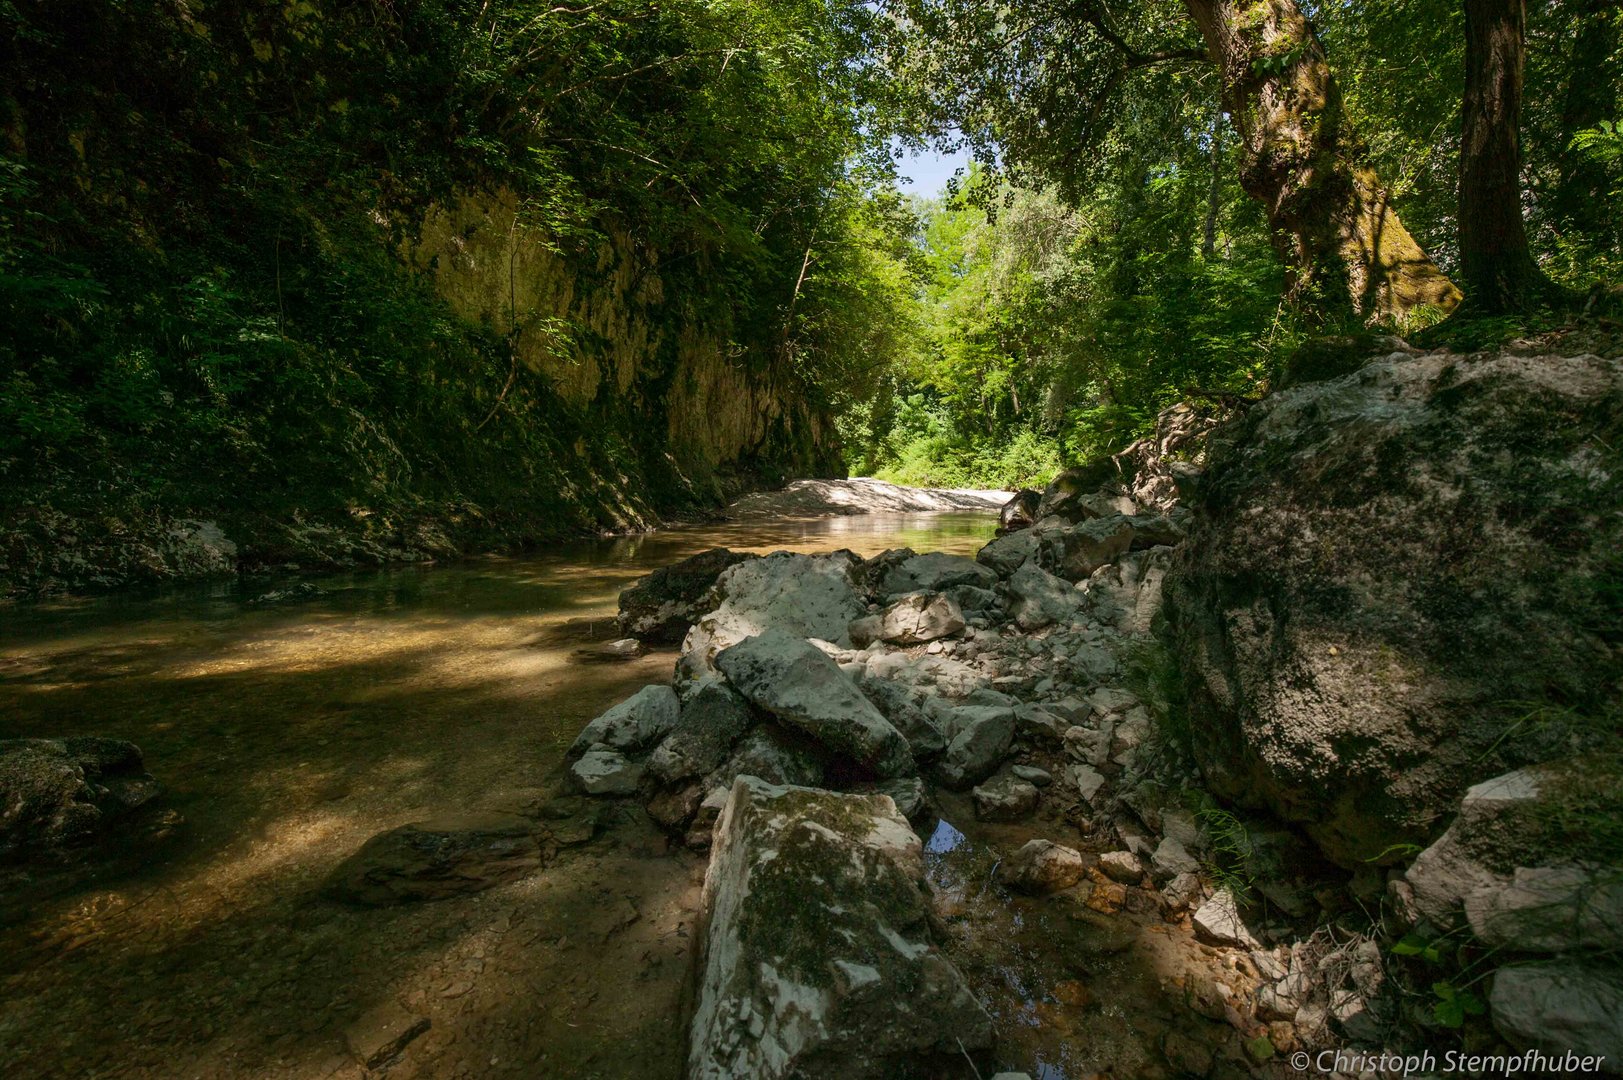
left=999, top=839, right=1086, bottom=894
left=1070, top=763, right=1106, bottom=804
left=570, top=638, right=644, bottom=663
left=1096, top=850, right=1143, bottom=884
left=345, top=1002, right=429, bottom=1068
left=1162, top=871, right=1204, bottom=912
left=1193, top=888, right=1260, bottom=948
left=1010, top=764, right=1053, bottom=786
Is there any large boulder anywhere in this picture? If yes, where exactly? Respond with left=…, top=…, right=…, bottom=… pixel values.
left=616, top=547, right=756, bottom=643
left=976, top=530, right=1038, bottom=577
left=1489, top=962, right=1623, bottom=1068
left=0, top=737, right=162, bottom=861
left=567, top=684, right=680, bottom=757
left=874, top=552, right=998, bottom=599
left=646, top=682, right=756, bottom=785
left=935, top=707, right=1015, bottom=789
left=688, top=777, right=993, bottom=1079
left=715, top=630, right=915, bottom=779
left=1038, top=515, right=1135, bottom=581
left=998, top=489, right=1041, bottom=533
left=878, top=592, right=965, bottom=645
left=679, top=552, right=866, bottom=686
left=1166, top=350, right=1623, bottom=866
left=1003, top=562, right=1082, bottom=632
left=325, top=814, right=544, bottom=905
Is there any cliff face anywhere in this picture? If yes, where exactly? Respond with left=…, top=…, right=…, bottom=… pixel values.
left=412, top=191, right=836, bottom=495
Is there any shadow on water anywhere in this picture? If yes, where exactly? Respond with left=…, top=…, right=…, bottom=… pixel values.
left=1, top=512, right=1003, bottom=1079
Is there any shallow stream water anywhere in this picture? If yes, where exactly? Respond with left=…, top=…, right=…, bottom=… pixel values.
left=2, top=510, right=1233, bottom=1080
left=1, top=513, right=1005, bottom=1078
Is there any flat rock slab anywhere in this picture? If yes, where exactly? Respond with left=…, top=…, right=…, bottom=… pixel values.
left=725, top=478, right=1010, bottom=520
left=325, top=813, right=544, bottom=906
left=716, top=629, right=914, bottom=779
left=689, top=777, right=992, bottom=1079
left=345, top=1001, right=430, bottom=1068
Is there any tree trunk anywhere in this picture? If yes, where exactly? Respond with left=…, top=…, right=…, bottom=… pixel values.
left=1552, top=0, right=1619, bottom=257
left=1460, top=0, right=1547, bottom=312
left=1181, top=0, right=1460, bottom=323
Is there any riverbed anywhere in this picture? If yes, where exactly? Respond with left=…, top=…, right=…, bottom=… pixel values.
left=1, top=513, right=1003, bottom=1079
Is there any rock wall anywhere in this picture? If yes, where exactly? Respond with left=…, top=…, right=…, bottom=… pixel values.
left=1166, top=345, right=1623, bottom=867
left=411, top=190, right=838, bottom=491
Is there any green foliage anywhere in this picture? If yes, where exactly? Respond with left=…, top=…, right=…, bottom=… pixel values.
left=1197, top=807, right=1257, bottom=902
left=0, top=0, right=905, bottom=572
left=862, top=107, right=1293, bottom=485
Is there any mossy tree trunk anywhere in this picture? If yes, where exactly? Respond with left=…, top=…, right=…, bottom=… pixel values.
left=1459, top=0, right=1550, bottom=313
left=1182, top=0, right=1462, bottom=324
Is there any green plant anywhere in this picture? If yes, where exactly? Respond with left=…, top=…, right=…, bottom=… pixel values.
left=1197, top=807, right=1257, bottom=901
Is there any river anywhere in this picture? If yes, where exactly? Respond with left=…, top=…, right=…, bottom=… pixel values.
left=2, top=512, right=1009, bottom=1079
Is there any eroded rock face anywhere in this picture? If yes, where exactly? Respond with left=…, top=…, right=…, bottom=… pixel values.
left=0, top=737, right=162, bottom=861
left=325, top=814, right=544, bottom=905
left=689, top=777, right=993, bottom=1079
left=616, top=548, right=756, bottom=643
left=1166, top=350, right=1623, bottom=866
left=715, top=630, right=914, bottom=779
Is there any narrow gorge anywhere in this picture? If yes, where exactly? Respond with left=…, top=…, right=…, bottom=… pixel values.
left=3, top=1, right=1621, bottom=1079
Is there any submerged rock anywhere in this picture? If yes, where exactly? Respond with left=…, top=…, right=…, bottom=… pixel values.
left=570, top=637, right=645, bottom=663
left=689, top=777, right=993, bottom=1079
left=616, top=547, right=756, bottom=643
left=325, top=813, right=544, bottom=905
left=0, top=737, right=163, bottom=861
left=972, top=775, right=1040, bottom=822
left=716, top=630, right=914, bottom=779
left=999, top=839, right=1086, bottom=894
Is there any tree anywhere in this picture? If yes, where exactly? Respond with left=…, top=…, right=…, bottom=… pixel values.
left=880, top=0, right=1459, bottom=325
left=1458, top=0, right=1550, bottom=312
left=1181, top=0, right=1460, bottom=322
